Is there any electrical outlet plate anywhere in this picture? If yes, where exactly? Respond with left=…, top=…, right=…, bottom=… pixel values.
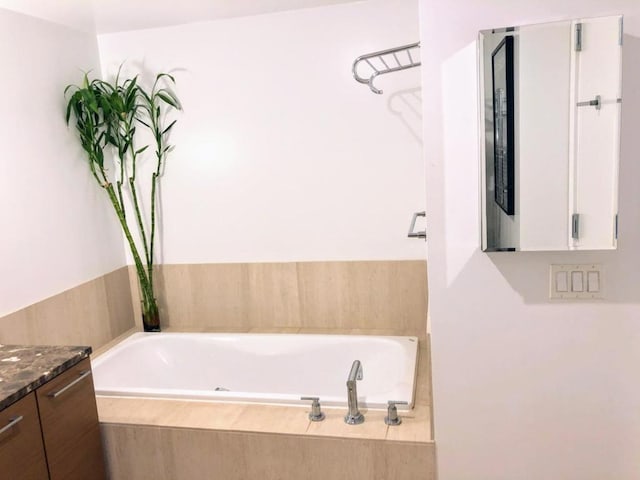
left=550, top=264, right=603, bottom=299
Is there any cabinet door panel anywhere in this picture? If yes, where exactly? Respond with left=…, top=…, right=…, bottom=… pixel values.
left=36, top=358, right=106, bottom=480
left=0, top=392, right=49, bottom=480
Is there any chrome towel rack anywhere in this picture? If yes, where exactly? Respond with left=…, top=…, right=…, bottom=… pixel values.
left=352, top=42, right=421, bottom=94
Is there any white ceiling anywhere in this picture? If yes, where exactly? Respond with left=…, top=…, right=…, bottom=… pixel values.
left=0, top=0, right=362, bottom=34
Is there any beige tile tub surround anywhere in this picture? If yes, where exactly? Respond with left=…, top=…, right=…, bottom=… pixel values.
left=98, top=382, right=434, bottom=480
left=129, top=260, right=428, bottom=337
left=102, top=425, right=435, bottom=480
left=97, top=398, right=432, bottom=443
left=0, top=267, right=134, bottom=350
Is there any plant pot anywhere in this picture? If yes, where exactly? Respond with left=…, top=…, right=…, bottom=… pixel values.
left=142, top=308, right=161, bottom=332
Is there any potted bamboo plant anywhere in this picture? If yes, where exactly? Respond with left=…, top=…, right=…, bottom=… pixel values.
left=65, top=70, right=181, bottom=331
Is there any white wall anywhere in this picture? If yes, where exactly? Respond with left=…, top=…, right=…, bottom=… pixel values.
left=421, top=1, right=640, bottom=479
left=97, top=0, right=425, bottom=264
left=0, top=8, right=126, bottom=317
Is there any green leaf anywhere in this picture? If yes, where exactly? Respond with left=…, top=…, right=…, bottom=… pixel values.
left=157, top=91, right=179, bottom=109
left=138, top=88, right=152, bottom=103
left=155, top=72, right=176, bottom=86
left=162, top=120, right=177, bottom=134
left=95, top=148, right=104, bottom=167
left=65, top=95, right=76, bottom=124
left=63, top=84, right=78, bottom=97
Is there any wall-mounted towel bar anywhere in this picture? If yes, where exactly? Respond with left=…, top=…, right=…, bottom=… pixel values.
left=352, top=42, right=421, bottom=94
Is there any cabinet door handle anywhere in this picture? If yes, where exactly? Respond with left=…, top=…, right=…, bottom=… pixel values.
left=408, top=211, right=426, bottom=239
left=47, top=370, right=92, bottom=399
left=0, top=415, right=23, bottom=436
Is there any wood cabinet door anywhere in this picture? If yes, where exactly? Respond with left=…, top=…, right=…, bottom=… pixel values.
left=36, top=358, right=106, bottom=480
left=0, top=392, right=49, bottom=480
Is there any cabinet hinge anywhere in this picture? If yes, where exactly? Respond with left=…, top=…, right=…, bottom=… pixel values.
left=619, top=17, right=624, bottom=46
left=575, top=23, right=582, bottom=51
left=572, top=213, right=580, bottom=240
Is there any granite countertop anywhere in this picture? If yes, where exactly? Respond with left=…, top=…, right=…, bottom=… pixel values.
left=0, top=344, right=92, bottom=411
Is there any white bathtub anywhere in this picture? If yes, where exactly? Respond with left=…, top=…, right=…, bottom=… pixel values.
left=91, top=332, right=419, bottom=409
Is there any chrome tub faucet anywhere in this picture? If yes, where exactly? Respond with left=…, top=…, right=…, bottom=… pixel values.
left=344, top=360, right=364, bottom=425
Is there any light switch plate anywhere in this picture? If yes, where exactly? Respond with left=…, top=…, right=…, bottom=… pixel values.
left=550, top=264, right=603, bottom=299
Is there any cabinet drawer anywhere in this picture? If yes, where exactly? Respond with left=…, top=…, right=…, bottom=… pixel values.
left=0, top=392, right=49, bottom=480
left=36, top=357, right=106, bottom=480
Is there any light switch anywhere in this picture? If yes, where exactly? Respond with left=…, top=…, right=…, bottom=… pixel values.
left=571, top=271, right=584, bottom=292
left=550, top=264, right=602, bottom=299
left=587, top=271, right=600, bottom=292
left=555, top=271, right=568, bottom=292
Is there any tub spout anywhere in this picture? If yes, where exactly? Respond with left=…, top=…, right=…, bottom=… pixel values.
left=344, top=360, right=364, bottom=425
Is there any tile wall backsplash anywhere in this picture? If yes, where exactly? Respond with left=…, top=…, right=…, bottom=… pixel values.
left=129, top=261, right=427, bottom=338
left=0, top=267, right=134, bottom=349
left=0, top=260, right=427, bottom=348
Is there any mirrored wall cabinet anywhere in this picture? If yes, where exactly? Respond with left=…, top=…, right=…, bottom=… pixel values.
left=479, top=15, right=622, bottom=252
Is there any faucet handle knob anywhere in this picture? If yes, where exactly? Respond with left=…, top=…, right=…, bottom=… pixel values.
left=301, top=396, right=326, bottom=422
left=384, top=400, right=408, bottom=426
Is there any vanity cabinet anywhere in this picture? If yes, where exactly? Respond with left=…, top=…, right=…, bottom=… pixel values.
left=0, top=357, right=106, bottom=480
left=0, top=392, right=49, bottom=480
left=36, top=357, right=106, bottom=480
